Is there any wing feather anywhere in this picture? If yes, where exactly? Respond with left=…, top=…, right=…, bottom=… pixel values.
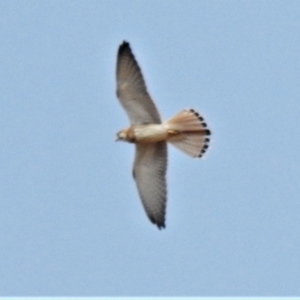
left=133, top=142, right=167, bottom=229
left=116, top=41, right=161, bottom=125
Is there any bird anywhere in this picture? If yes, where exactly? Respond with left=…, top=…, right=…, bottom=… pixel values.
left=115, top=41, right=211, bottom=229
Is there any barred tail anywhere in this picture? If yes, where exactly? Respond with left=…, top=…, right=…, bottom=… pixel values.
left=164, top=109, right=211, bottom=158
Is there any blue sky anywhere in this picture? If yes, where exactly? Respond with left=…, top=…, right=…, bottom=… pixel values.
left=1, top=0, right=300, bottom=296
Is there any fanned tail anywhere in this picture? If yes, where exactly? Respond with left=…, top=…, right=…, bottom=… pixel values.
left=164, top=109, right=211, bottom=158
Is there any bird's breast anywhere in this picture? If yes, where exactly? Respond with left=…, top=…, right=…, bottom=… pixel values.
left=133, top=124, right=168, bottom=143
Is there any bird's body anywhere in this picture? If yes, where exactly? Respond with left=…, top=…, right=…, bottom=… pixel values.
left=118, top=124, right=169, bottom=143
left=115, top=41, right=211, bottom=229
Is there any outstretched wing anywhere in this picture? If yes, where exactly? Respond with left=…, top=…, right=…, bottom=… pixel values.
left=116, top=41, right=161, bottom=125
left=133, top=142, right=167, bottom=229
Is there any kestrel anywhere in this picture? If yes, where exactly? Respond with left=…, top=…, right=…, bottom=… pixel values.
left=116, top=41, right=211, bottom=229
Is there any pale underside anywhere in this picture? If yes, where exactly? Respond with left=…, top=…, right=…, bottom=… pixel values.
left=115, top=41, right=211, bottom=229
left=116, top=41, right=167, bottom=229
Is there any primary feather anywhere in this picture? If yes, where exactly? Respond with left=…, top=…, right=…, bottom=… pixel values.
left=116, top=42, right=161, bottom=125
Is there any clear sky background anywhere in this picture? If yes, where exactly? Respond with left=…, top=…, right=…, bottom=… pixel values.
left=1, top=0, right=300, bottom=297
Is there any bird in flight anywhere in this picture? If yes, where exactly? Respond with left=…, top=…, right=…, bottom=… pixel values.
left=116, top=41, right=211, bottom=229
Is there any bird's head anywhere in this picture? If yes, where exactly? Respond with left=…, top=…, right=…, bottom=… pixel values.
left=116, top=130, right=127, bottom=141
left=115, top=128, right=135, bottom=143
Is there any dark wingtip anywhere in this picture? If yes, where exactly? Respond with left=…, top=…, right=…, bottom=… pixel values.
left=149, top=215, right=166, bottom=230
left=157, top=223, right=166, bottom=230
left=118, top=41, right=131, bottom=55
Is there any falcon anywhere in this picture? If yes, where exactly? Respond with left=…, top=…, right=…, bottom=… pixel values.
left=116, top=41, right=211, bottom=229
